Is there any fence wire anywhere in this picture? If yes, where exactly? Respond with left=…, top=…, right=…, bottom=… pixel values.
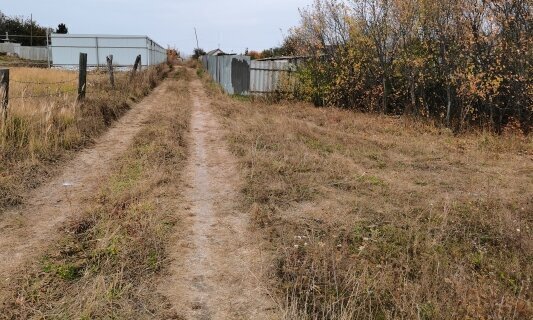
left=9, top=88, right=78, bottom=100
left=10, top=77, right=78, bottom=85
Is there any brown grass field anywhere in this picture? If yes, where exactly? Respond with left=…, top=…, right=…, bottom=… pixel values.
left=0, top=69, right=190, bottom=319
left=0, top=65, right=530, bottom=319
left=0, top=65, right=168, bottom=209
left=202, top=74, right=532, bottom=319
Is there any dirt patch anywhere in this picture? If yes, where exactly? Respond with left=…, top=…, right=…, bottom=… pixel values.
left=159, top=74, right=279, bottom=319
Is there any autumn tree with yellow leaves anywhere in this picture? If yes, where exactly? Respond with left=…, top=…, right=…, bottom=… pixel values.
left=287, top=0, right=531, bottom=133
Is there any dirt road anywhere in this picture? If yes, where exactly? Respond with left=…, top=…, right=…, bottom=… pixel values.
left=160, top=78, right=278, bottom=319
left=1, top=72, right=278, bottom=319
left=0, top=81, right=174, bottom=282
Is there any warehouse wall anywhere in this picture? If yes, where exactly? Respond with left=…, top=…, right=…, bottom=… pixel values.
left=51, top=34, right=166, bottom=67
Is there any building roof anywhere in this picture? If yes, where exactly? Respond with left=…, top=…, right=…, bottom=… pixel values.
left=256, top=55, right=310, bottom=61
left=206, top=48, right=225, bottom=56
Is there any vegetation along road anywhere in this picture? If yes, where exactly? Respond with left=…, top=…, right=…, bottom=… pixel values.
left=0, top=64, right=531, bottom=319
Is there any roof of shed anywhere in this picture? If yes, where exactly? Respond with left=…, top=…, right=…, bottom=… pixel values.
left=206, top=48, right=226, bottom=56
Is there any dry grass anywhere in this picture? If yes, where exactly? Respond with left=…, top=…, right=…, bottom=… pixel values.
left=0, top=65, right=168, bottom=208
left=0, top=70, right=191, bottom=319
left=0, top=54, right=47, bottom=68
left=205, top=77, right=532, bottom=319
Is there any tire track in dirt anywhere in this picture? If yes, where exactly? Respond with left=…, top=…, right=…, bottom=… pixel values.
left=160, top=77, right=279, bottom=319
left=0, top=80, right=175, bottom=284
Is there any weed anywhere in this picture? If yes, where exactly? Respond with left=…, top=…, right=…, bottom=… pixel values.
left=55, top=264, right=82, bottom=281
left=232, top=94, right=251, bottom=102
left=196, top=67, right=204, bottom=78
left=42, top=260, right=83, bottom=281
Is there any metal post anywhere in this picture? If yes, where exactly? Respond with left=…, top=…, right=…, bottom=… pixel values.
left=131, top=54, right=141, bottom=79
left=106, top=55, right=115, bottom=89
left=95, top=37, right=100, bottom=70
left=150, top=40, right=153, bottom=66
left=0, top=69, right=9, bottom=122
left=78, top=53, right=87, bottom=101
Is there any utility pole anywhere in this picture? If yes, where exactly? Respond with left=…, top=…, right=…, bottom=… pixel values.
left=30, top=14, right=33, bottom=46
left=194, top=27, right=199, bottom=49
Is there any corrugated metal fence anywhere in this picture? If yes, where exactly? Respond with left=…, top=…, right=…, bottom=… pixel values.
left=201, top=55, right=251, bottom=95
left=19, top=46, right=48, bottom=61
left=1, top=34, right=166, bottom=68
left=201, top=55, right=299, bottom=95
left=202, top=55, right=250, bottom=95
left=0, top=43, right=49, bottom=61
left=250, top=60, right=294, bottom=94
left=51, top=34, right=167, bottom=67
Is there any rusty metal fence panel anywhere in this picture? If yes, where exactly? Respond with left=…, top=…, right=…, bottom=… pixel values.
left=201, top=55, right=250, bottom=95
left=201, top=56, right=305, bottom=95
left=250, top=60, right=292, bottom=94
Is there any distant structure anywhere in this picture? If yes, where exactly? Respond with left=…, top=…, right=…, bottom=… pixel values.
left=1, top=32, right=11, bottom=43
left=206, top=48, right=225, bottom=56
left=51, top=34, right=166, bottom=67
left=200, top=54, right=308, bottom=96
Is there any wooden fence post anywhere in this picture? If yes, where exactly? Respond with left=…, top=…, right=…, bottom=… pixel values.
left=78, top=53, right=87, bottom=101
left=131, top=54, right=142, bottom=79
left=106, top=54, right=115, bottom=89
left=0, top=69, right=9, bottom=122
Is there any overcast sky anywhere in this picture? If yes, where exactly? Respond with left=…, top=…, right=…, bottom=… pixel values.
left=1, top=0, right=309, bottom=55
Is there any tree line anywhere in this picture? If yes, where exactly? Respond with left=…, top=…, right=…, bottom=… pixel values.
left=282, top=0, right=531, bottom=133
left=0, top=11, right=68, bottom=46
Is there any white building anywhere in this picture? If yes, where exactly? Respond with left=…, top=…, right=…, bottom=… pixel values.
left=50, top=34, right=166, bottom=67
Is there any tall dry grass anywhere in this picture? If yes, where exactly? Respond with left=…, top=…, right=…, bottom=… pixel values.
left=0, top=65, right=168, bottom=208
left=0, top=70, right=191, bottom=319
left=204, top=75, right=532, bottom=319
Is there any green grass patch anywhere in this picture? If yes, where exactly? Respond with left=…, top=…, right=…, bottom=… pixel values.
left=42, top=260, right=83, bottom=281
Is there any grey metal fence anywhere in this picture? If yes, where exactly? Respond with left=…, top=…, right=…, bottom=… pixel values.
left=201, top=55, right=251, bottom=95
left=250, top=60, right=294, bottom=94
left=1, top=34, right=166, bottom=68
left=0, top=43, right=49, bottom=61
left=51, top=34, right=166, bottom=68
left=201, top=55, right=302, bottom=95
